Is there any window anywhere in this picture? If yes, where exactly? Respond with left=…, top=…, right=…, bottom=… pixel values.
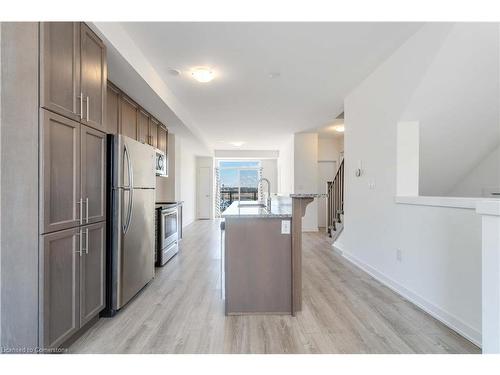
left=215, top=160, right=262, bottom=216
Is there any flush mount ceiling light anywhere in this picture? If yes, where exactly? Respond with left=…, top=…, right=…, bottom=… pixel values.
left=191, top=67, right=215, bottom=83
left=167, top=68, right=181, bottom=76
left=229, top=141, right=245, bottom=147
left=333, top=124, right=345, bottom=133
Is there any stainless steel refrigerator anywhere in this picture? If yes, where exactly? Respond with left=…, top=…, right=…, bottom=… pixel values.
left=105, top=134, right=156, bottom=316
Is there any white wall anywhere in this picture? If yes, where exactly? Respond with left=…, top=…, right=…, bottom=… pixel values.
left=318, top=137, right=344, bottom=164
left=278, top=135, right=294, bottom=195
left=176, top=135, right=211, bottom=227
left=214, top=150, right=279, bottom=159
left=261, top=159, right=278, bottom=194
left=449, top=145, right=500, bottom=197
left=397, top=23, right=500, bottom=197
left=294, top=133, right=319, bottom=232
left=340, top=23, right=484, bottom=345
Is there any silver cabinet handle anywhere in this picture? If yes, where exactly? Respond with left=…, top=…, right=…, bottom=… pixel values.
left=86, top=197, right=89, bottom=223
left=85, top=227, right=89, bottom=254
left=78, top=93, right=83, bottom=120
left=86, top=96, right=90, bottom=122
left=77, top=197, right=83, bottom=225
left=76, top=229, right=82, bottom=257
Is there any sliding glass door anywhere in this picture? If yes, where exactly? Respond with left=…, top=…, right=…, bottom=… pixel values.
left=216, top=161, right=262, bottom=216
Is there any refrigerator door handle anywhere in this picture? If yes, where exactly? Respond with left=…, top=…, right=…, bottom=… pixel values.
left=123, top=142, right=134, bottom=234
left=123, top=143, right=132, bottom=189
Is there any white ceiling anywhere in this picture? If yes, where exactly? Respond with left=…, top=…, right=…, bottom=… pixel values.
left=121, top=22, right=422, bottom=150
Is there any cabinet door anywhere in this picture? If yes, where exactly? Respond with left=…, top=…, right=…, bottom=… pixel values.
left=40, top=109, right=81, bottom=234
left=150, top=117, right=159, bottom=148
left=119, top=95, right=138, bottom=140
left=40, top=22, right=81, bottom=122
left=105, top=82, right=119, bottom=134
left=157, top=125, right=168, bottom=155
left=137, top=109, right=150, bottom=144
left=81, top=125, right=106, bottom=225
left=39, top=227, right=81, bottom=349
left=80, top=222, right=106, bottom=326
left=80, top=23, right=107, bottom=131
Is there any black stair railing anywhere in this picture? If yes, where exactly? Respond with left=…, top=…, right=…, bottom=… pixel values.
left=327, top=158, right=344, bottom=236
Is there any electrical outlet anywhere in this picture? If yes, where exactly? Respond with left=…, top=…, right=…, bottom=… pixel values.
left=396, top=249, right=402, bottom=262
left=281, top=220, right=291, bottom=234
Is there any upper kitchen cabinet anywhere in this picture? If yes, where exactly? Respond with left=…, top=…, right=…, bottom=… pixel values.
left=40, top=22, right=81, bottom=122
left=119, top=94, right=138, bottom=140
left=105, top=82, right=120, bottom=135
left=40, top=22, right=107, bottom=132
left=149, top=117, right=159, bottom=148
left=138, top=109, right=150, bottom=144
left=157, top=125, right=168, bottom=156
left=80, top=23, right=107, bottom=131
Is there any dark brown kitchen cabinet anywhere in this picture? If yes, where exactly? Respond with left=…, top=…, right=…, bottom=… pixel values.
left=149, top=117, right=159, bottom=148
left=39, top=22, right=106, bottom=132
left=79, top=222, right=106, bottom=326
left=39, top=227, right=81, bottom=349
left=40, top=109, right=81, bottom=234
left=119, top=95, right=138, bottom=140
left=138, top=109, right=150, bottom=144
left=40, top=22, right=81, bottom=122
left=158, top=125, right=168, bottom=155
left=80, top=23, right=107, bottom=131
left=105, top=83, right=119, bottom=135
left=81, top=125, right=107, bottom=225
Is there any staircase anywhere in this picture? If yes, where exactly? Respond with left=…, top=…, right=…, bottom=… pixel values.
left=327, top=158, right=344, bottom=240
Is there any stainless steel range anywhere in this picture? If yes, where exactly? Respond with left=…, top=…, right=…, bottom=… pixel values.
left=155, top=202, right=183, bottom=266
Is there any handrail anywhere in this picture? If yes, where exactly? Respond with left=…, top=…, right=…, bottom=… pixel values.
left=327, top=158, right=344, bottom=236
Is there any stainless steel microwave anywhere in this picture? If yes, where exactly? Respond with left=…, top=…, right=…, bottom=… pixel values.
left=155, top=149, right=167, bottom=176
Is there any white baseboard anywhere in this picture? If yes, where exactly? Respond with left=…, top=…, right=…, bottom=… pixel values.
left=332, top=242, right=343, bottom=256
left=333, top=242, right=482, bottom=348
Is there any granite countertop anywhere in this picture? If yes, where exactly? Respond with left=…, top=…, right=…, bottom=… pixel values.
left=221, top=197, right=292, bottom=218
left=290, top=193, right=327, bottom=198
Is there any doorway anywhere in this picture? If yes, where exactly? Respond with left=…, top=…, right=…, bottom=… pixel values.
left=215, top=160, right=262, bottom=217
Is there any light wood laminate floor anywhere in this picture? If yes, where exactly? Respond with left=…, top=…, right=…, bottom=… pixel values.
left=70, top=220, right=480, bottom=354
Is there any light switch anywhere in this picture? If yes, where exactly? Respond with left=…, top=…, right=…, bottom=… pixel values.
left=281, top=220, right=291, bottom=234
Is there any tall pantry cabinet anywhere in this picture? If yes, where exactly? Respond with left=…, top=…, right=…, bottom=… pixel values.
left=38, top=22, right=107, bottom=349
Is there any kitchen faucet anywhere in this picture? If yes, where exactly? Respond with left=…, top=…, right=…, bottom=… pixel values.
left=258, top=177, right=272, bottom=211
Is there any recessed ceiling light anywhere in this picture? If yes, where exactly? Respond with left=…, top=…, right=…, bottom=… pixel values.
left=333, top=124, right=345, bottom=133
left=269, top=72, right=281, bottom=79
left=229, top=141, right=245, bottom=147
left=167, top=68, right=181, bottom=76
left=191, top=67, right=215, bottom=83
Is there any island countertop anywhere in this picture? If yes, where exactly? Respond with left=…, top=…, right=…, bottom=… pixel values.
left=221, top=197, right=292, bottom=218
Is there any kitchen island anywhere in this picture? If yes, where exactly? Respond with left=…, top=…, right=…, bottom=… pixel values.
left=221, top=194, right=322, bottom=315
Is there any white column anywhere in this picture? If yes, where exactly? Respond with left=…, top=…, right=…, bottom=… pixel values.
left=477, top=200, right=500, bottom=353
